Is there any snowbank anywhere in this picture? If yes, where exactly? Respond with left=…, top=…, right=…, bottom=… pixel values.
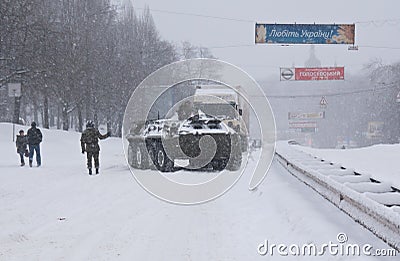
left=297, top=144, right=400, bottom=189
left=276, top=141, right=400, bottom=251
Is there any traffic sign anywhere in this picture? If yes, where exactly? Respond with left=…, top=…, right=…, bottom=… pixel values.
left=320, top=96, right=327, bottom=108
left=280, top=68, right=294, bottom=81
left=280, top=67, right=344, bottom=81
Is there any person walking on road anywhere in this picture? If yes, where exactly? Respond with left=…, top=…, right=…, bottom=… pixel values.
left=80, top=121, right=111, bottom=175
left=16, top=129, right=28, bottom=166
left=27, top=122, right=43, bottom=167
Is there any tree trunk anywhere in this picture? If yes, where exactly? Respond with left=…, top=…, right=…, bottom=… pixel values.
left=85, top=88, right=91, bottom=122
left=57, top=104, right=61, bottom=129
left=106, top=106, right=111, bottom=134
left=43, top=94, right=49, bottom=129
left=116, top=110, right=123, bottom=137
left=33, top=98, right=39, bottom=124
left=50, top=104, right=55, bottom=127
left=93, top=100, right=98, bottom=128
left=62, top=104, right=69, bottom=131
left=77, top=103, right=83, bottom=132
left=70, top=114, right=73, bottom=129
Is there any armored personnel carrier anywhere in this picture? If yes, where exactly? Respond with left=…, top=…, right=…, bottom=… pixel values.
left=126, top=111, right=242, bottom=172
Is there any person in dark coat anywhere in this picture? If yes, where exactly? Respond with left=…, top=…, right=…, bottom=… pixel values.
left=27, top=121, right=43, bottom=167
left=80, top=121, right=111, bottom=175
left=16, top=130, right=28, bottom=166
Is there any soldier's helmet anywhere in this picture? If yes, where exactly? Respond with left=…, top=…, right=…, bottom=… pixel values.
left=86, top=120, right=94, bottom=128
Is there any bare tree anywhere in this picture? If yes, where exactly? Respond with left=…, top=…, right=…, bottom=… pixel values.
left=1, top=1, right=212, bottom=136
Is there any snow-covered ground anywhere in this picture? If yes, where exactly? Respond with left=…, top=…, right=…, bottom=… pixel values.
left=296, top=144, right=400, bottom=189
left=0, top=123, right=396, bottom=260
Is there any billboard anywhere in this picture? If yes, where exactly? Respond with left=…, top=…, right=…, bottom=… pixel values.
left=255, top=23, right=355, bottom=44
left=367, top=121, right=384, bottom=139
left=288, top=112, right=325, bottom=120
left=289, top=121, right=317, bottom=128
left=289, top=121, right=317, bottom=133
left=280, top=67, right=344, bottom=81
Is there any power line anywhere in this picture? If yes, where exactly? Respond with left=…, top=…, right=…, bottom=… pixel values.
left=358, top=45, right=400, bottom=50
left=207, top=44, right=254, bottom=49
left=266, top=82, right=399, bottom=99
left=355, top=18, right=400, bottom=25
left=134, top=7, right=400, bottom=51
left=137, top=6, right=400, bottom=27
left=207, top=44, right=400, bottom=50
left=135, top=7, right=254, bottom=23
left=207, top=44, right=306, bottom=49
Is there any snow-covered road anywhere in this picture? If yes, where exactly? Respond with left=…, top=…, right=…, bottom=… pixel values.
left=0, top=123, right=395, bottom=260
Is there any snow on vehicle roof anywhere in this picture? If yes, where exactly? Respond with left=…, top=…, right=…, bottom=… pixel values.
left=194, top=89, right=238, bottom=104
left=195, top=88, right=237, bottom=95
left=141, top=111, right=236, bottom=136
left=178, top=111, right=234, bottom=134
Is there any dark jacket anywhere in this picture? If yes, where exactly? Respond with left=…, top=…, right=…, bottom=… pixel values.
left=27, top=127, right=43, bottom=145
left=80, top=127, right=109, bottom=153
left=16, top=135, right=28, bottom=153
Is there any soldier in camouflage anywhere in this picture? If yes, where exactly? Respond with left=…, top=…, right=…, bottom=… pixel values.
left=80, top=121, right=111, bottom=175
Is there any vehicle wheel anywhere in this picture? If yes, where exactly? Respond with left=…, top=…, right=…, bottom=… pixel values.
left=136, top=144, right=149, bottom=169
left=156, top=146, right=174, bottom=172
left=148, top=150, right=157, bottom=170
left=226, top=134, right=242, bottom=171
left=211, top=159, right=228, bottom=171
left=226, top=154, right=242, bottom=171
left=241, top=135, right=248, bottom=152
left=128, top=144, right=137, bottom=168
left=146, top=144, right=157, bottom=170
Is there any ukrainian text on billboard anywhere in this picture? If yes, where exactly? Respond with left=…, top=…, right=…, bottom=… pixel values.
left=280, top=67, right=344, bottom=81
left=255, top=24, right=355, bottom=44
left=295, top=67, right=344, bottom=81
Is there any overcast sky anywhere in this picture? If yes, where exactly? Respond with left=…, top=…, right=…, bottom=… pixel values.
left=124, top=0, right=400, bottom=81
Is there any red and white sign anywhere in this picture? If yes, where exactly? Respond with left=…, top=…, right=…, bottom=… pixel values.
left=280, top=67, right=345, bottom=81
left=295, top=67, right=344, bottom=81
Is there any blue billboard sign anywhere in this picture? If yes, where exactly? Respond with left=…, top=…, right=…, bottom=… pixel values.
left=255, top=23, right=355, bottom=44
